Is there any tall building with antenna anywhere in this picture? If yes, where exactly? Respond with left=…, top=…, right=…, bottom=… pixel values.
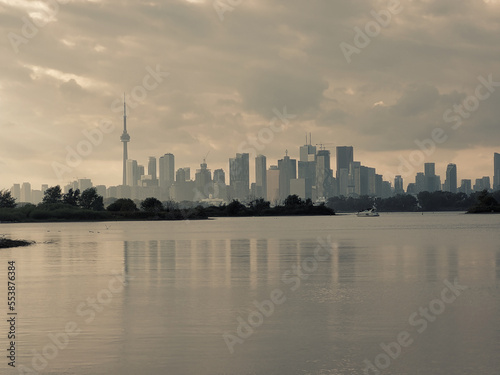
left=120, top=95, right=131, bottom=186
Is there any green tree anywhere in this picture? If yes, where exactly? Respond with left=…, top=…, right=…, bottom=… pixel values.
left=63, top=188, right=80, bottom=206
left=0, top=190, right=17, bottom=208
left=79, top=188, right=104, bottom=211
left=107, top=198, right=138, bottom=212
left=284, top=194, right=303, bottom=207
left=43, top=186, right=62, bottom=204
left=141, top=197, right=164, bottom=212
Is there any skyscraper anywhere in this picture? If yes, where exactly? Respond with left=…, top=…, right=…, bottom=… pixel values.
left=126, top=160, right=139, bottom=186
left=394, top=175, right=404, bottom=195
left=316, top=150, right=332, bottom=199
left=298, top=143, right=316, bottom=199
left=424, top=163, right=440, bottom=192
left=229, top=153, right=250, bottom=201
left=266, top=166, right=280, bottom=204
left=278, top=152, right=297, bottom=201
left=337, top=147, right=354, bottom=196
left=148, top=157, right=157, bottom=182
left=255, top=155, right=267, bottom=199
left=195, top=159, right=212, bottom=199
left=159, top=154, right=175, bottom=188
left=120, top=96, right=130, bottom=186
left=444, top=163, right=457, bottom=193
left=494, top=153, right=500, bottom=191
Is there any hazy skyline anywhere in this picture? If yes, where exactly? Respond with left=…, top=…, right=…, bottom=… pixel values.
left=1, top=0, right=500, bottom=190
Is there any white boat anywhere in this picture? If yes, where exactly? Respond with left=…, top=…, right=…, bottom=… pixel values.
left=356, top=207, right=379, bottom=217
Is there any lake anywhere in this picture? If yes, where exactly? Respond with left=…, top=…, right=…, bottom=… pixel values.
left=1, top=213, right=499, bottom=374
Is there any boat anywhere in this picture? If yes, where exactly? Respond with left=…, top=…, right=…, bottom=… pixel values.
left=356, top=207, right=379, bottom=217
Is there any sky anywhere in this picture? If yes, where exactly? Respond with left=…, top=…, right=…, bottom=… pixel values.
left=1, top=0, right=499, bottom=191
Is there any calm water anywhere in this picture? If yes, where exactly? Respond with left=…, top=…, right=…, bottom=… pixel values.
left=1, top=213, right=499, bottom=375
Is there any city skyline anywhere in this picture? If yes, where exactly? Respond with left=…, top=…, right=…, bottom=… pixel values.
left=1, top=1, right=500, bottom=190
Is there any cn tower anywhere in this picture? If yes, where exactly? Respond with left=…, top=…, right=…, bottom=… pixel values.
left=120, top=95, right=130, bottom=186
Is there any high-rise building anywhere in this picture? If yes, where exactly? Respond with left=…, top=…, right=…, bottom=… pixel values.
left=266, top=166, right=280, bottom=204
left=213, top=169, right=225, bottom=184
left=255, top=155, right=267, bottom=199
left=78, top=178, right=93, bottom=191
left=316, top=150, right=332, bottom=199
left=444, top=163, right=457, bottom=193
left=148, top=157, right=157, bottom=183
left=195, top=160, right=212, bottom=199
left=348, top=161, right=361, bottom=196
left=298, top=144, right=316, bottom=199
left=394, top=175, right=404, bottom=195
left=424, top=163, right=440, bottom=192
left=126, top=160, right=139, bottom=186
left=21, top=182, right=31, bottom=203
left=159, top=153, right=175, bottom=189
left=278, top=153, right=297, bottom=201
left=459, top=179, right=472, bottom=195
left=120, top=97, right=130, bottom=186
left=229, top=153, right=250, bottom=201
left=415, top=172, right=425, bottom=193
left=494, top=153, right=500, bottom=191
left=10, top=184, right=21, bottom=202
left=336, top=146, right=354, bottom=196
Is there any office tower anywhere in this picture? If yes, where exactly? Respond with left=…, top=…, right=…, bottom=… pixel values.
left=120, top=96, right=130, bottom=186
left=394, top=175, right=404, bottom=195
left=424, top=162, right=440, bottom=192
left=415, top=172, right=425, bottom=193
left=78, top=178, right=93, bottom=191
left=21, top=182, right=31, bottom=203
left=278, top=153, right=297, bottom=201
left=298, top=143, right=316, bottom=199
left=255, top=155, right=267, bottom=199
left=300, top=144, right=316, bottom=162
left=266, top=166, right=280, bottom=204
left=213, top=169, right=225, bottom=184
left=316, top=150, right=332, bottom=199
left=148, top=157, right=157, bottom=182
left=494, top=153, right=500, bottom=190
left=195, top=159, right=212, bottom=199
left=348, top=161, right=361, bottom=196
left=95, top=185, right=107, bottom=197
left=213, top=169, right=227, bottom=200
left=183, top=167, right=191, bottom=181
left=10, top=184, right=21, bottom=201
left=336, top=146, right=354, bottom=174
left=336, top=146, right=354, bottom=192
left=126, top=160, right=139, bottom=186
left=159, top=153, right=175, bottom=188
left=459, top=179, right=472, bottom=195
left=229, top=153, right=250, bottom=201
left=41, top=184, right=48, bottom=195
left=176, top=168, right=186, bottom=182
left=482, top=176, right=491, bottom=191
left=444, top=163, right=457, bottom=193
left=359, top=166, right=375, bottom=196
left=375, top=174, right=383, bottom=197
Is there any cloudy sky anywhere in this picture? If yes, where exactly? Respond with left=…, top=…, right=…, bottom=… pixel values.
left=1, top=0, right=499, bottom=190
